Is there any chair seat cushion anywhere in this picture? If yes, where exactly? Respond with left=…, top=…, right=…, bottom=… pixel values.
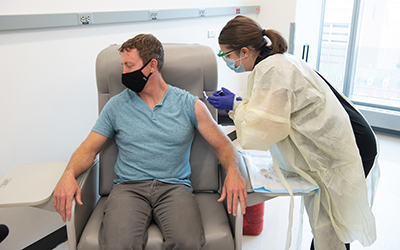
left=77, top=193, right=234, bottom=250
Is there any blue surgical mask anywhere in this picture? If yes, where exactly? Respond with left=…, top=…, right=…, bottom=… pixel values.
left=224, top=54, right=246, bottom=73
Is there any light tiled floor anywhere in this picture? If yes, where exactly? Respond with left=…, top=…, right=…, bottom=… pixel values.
left=55, top=132, right=400, bottom=250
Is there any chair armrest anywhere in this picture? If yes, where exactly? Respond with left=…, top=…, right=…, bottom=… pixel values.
left=219, top=193, right=243, bottom=250
left=220, top=157, right=247, bottom=250
left=218, top=127, right=252, bottom=193
left=238, top=153, right=254, bottom=193
left=67, top=159, right=99, bottom=250
left=234, top=201, right=243, bottom=250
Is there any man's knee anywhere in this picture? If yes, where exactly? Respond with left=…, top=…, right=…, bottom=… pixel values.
left=100, top=233, right=147, bottom=250
left=164, top=235, right=205, bottom=250
left=175, top=240, right=204, bottom=250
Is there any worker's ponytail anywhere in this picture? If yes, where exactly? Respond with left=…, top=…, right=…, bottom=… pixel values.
left=219, top=15, right=288, bottom=56
left=263, top=29, right=288, bottom=55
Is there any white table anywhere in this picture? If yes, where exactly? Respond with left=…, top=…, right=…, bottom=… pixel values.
left=0, top=162, right=67, bottom=249
left=0, top=162, right=67, bottom=207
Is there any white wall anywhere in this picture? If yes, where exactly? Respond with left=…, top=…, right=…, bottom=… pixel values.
left=257, top=0, right=322, bottom=69
left=293, top=0, right=323, bottom=69
left=0, top=0, right=259, bottom=248
left=1, top=0, right=316, bottom=248
left=0, top=0, right=259, bottom=179
left=257, top=0, right=297, bottom=40
left=0, top=0, right=319, bottom=179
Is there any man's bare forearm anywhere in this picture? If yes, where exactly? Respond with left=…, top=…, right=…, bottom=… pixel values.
left=62, top=131, right=108, bottom=178
left=63, top=145, right=97, bottom=178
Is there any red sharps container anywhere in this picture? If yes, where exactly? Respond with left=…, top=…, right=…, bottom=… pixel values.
left=243, top=202, right=265, bottom=235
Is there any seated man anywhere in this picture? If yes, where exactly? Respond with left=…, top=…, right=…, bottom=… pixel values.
left=53, top=34, right=247, bottom=250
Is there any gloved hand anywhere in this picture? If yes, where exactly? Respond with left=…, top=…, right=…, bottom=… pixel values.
left=207, top=87, right=235, bottom=113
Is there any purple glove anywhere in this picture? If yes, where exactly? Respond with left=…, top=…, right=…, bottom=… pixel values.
left=207, top=87, right=235, bottom=113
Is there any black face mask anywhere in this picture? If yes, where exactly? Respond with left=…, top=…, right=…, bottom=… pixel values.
left=121, top=59, right=153, bottom=93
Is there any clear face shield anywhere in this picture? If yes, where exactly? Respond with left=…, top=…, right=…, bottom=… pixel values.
left=217, top=49, right=246, bottom=73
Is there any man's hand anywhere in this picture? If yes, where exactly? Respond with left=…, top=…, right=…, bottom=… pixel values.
left=218, top=168, right=248, bottom=217
left=53, top=172, right=83, bottom=222
left=52, top=131, right=107, bottom=222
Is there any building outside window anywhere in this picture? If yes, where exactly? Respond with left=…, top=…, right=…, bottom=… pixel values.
left=318, top=0, right=400, bottom=111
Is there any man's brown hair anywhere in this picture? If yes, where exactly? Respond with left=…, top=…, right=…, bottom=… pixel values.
left=119, top=34, right=164, bottom=71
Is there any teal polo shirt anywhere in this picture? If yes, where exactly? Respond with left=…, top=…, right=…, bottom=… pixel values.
left=92, top=85, right=198, bottom=187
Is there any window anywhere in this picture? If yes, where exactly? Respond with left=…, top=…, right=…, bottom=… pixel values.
left=318, top=0, right=400, bottom=110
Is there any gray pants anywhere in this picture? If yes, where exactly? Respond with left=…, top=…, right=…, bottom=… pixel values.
left=99, top=180, right=205, bottom=250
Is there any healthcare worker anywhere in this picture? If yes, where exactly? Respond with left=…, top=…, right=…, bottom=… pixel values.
left=208, top=15, right=378, bottom=250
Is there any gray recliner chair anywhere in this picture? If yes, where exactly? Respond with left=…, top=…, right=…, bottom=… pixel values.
left=66, top=43, right=247, bottom=250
